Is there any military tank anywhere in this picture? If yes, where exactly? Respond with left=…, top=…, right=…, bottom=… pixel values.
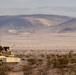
left=0, top=45, right=20, bottom=65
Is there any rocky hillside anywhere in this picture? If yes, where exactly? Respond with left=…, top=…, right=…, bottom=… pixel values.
left=0, top=14, right=74, bottom=34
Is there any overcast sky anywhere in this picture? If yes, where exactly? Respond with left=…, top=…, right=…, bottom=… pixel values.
left=0, top=0, right=76, bottom=17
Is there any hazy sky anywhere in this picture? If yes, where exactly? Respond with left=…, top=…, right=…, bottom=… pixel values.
left=0, top=0, right=76, bottom=17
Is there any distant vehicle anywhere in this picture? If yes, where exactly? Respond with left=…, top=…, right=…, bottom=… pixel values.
left=0, top=45, right=20, bottom=65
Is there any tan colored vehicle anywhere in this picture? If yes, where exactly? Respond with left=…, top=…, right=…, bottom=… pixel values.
left=0, top=45, right=20, bottom=65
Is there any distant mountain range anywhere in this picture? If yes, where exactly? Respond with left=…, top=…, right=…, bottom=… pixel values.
left=0, top=14, right=75, bottom=34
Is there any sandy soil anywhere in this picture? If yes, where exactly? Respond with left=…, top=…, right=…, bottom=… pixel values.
left=1, top=33, right=76, bottom=50
left=9, top=72, right=23, bottom=75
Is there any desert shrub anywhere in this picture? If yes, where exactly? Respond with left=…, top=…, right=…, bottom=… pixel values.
left=57, top=57, right=69, bottom=68
left=23, top=65, right=33, bottom=75
left=23, top=65, right=33, bottom=71
left=40, top=54, right=45, bottom=57
left=0, top=65, right=12, bottom=75
left=24, top=54, right=31, bottom=58
left=68, top=50, right=74, bottom=58
left=27, top=58, right=36, bottom=65
left=46, top=54, right=51, bottom=59
left=52, top=55, right=69, bottom=69
left=0, top=72, right=7, bottom=75
left=0, top=65, right=12, bottom=71
left=36, top=59, right=43, bottom=66
left=70, top=57, right=76, bottom=63
left=46, top=59, right=51, bottom=68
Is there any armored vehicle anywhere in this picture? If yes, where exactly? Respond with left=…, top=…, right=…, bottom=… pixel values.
left=0, top=45, right=20, bottom=65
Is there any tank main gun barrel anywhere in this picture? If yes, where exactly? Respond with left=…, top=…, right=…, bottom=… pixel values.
left=9, top=44, right=15, bottom=50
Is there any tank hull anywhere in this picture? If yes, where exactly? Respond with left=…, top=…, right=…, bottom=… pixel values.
left=0, top=56, right=20, bottom=63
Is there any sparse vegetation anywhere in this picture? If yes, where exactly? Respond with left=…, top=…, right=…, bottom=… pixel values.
left=1, top=50, right=76, bottom=75
left=21, top=50, right=76, bottom=75
left=27, top=58, right=36, bottom=65
left=0, top=65, right=12, bottom=75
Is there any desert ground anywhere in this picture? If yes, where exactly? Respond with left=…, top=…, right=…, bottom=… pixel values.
left=0, top=49, right=76, bottom=75
left=1, top=33, right=76, bottom=50
left=1, top=33, right=76, bottom=75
